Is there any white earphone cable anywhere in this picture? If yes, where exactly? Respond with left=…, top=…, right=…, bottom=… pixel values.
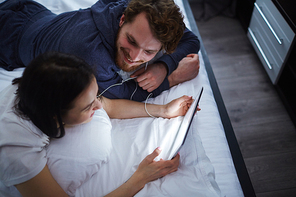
left=99, top=62, right=155, bottom=118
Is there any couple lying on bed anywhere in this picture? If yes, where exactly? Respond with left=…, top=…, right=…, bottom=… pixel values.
left=0, top=0, right=201, bottom=196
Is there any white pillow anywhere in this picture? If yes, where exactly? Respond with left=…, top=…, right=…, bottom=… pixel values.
left=46, top=108, right=112, bottom=196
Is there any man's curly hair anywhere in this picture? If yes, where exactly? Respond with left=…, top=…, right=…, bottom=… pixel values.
left=123, top=0, right=185, bottom=54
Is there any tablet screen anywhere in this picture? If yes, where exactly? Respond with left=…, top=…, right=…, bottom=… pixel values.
left=167, top=87, right=204, bottom=160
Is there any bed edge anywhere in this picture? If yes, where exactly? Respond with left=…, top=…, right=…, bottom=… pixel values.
left=183, top=1, right=256, bottom=196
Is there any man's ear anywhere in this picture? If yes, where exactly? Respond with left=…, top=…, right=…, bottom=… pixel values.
left=119, top=14, right=125, bottom=27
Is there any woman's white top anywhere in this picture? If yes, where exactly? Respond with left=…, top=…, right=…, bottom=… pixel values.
left=0, top=85, right=49, bottom=187
left=0, top=84, right=113, bottom=196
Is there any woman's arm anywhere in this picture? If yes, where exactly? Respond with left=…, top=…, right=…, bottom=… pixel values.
left=16, top=149, right=179, bottom=197
left=15, top=165, right=68, bottom=197
left=101, top=95, right=194, bottom=119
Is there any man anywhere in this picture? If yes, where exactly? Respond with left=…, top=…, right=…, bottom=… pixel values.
left=0, top=0, right=200, bottom=101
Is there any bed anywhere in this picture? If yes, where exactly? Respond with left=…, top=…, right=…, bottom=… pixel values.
left=0, top=0, right=255, bottom=196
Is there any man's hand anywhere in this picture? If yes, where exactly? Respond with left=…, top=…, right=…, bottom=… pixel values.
left=168, top=54, right=200, bottom=87
left=131, top=62, right=167, bottom=92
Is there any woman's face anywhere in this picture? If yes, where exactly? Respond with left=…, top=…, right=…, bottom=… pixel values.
left=62, top=77, right=102, bottom=126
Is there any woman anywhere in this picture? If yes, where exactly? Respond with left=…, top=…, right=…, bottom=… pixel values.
left=0, top=51, right=194, bottom=196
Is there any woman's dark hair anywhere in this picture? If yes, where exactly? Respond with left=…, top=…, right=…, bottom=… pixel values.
left=12, top=51, right=95, bottom=138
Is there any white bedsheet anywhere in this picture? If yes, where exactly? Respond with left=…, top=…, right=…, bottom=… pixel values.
left=0, top=0, right=244, bottom=196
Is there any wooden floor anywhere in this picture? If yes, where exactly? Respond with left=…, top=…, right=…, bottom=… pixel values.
left=189, top=2, right=296, bottom=197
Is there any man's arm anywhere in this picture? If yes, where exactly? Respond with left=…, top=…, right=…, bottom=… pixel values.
left=154, top=28, right=200, bottom=76
left=167, top=53, right=200, bottom=87
left=97, top=74, right=166, bottom=101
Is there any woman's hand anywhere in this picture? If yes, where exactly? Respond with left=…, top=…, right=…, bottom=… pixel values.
left=130, top=148, right=180, bottom=188
left=163, top=95, right=198, bottom=118
left=105, top=148, right=180, bottom=197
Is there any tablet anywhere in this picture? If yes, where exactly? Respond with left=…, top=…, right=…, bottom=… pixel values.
left=167, top=87, right=204, bottom=160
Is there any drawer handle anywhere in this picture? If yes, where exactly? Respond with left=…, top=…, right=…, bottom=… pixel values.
left=254, top=2, right=282, bottom=45
left=248, top=28, right=273, bottom=70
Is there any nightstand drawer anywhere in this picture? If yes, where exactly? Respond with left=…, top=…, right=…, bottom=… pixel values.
left=248, top=24, right=281, bottom=83
left=253, top=0, right=294, bottom=60
left=248, top=0, right=295, bottom=84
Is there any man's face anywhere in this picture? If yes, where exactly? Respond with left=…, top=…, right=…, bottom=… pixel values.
left=115, top=12, right=162, bottom=72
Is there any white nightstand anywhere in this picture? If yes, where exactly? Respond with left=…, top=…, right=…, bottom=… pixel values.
left=247, top=0, right=295, bottom=84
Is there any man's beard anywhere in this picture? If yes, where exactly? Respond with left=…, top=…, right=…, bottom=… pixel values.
left=115, top=48, right=144, bottom=72
left=115, top=27, right=144, bottom=72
